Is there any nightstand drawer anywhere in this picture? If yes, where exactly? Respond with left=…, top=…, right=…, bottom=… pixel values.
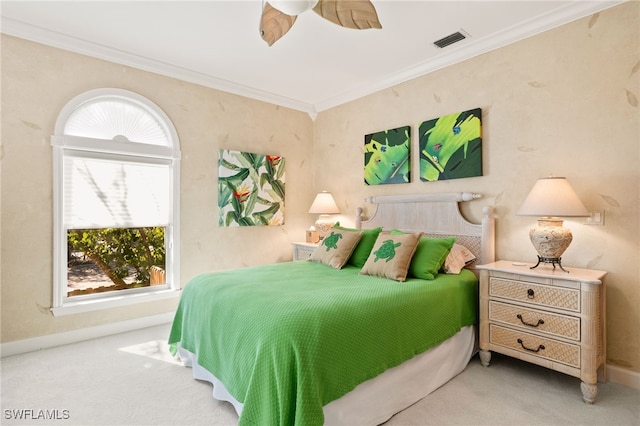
left=490, top=277, right=580, bottom=312
left=292, top=242, right=318, bottom=261
left=490, top=324, right=580, bottom=368
left=489, top=301, right=580, bottom=341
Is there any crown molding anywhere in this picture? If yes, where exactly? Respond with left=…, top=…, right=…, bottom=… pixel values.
left=312, top=0, right=624, bottom=112
left=1, top=1, right=622, bottom=116
left=0, top=16, right=317, bottom=115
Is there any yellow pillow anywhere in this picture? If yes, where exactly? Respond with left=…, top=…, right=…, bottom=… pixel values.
left=309, top=229, right=363, bottom=269
left=360, top=232, right=422, bottom=281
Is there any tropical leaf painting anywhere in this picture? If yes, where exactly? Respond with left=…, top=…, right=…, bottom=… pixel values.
left=364, top=126, right=411, bottom=185
left=418, top=108, right=482, bottom=182
left=218, top=149, right=285, bottom=227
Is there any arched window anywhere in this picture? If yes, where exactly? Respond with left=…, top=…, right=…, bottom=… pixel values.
left=51, top=89, right=181, bottom=315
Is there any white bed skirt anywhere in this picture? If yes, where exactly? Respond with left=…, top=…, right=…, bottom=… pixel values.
left=177, top=325, right=476, bottom=425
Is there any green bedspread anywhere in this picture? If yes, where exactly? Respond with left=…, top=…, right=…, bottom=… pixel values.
left=168, top=261, right=477, bottom=426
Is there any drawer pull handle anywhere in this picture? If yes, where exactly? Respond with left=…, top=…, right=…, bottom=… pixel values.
left=517, top=338, right=545, bottom=353
left=527, top=289, right=535, bottom=299
left=517, top=314, right=544, bottom=328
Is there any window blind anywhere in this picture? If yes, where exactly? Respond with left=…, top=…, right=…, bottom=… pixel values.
left=64, top=98, right=170, bottom=146
left=64, top=152, right=171, bottom=229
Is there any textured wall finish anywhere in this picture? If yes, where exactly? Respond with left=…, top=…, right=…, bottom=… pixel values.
left=1, top=2, right=638, bottom=376
left=1, top=35, right=313, bottom=341
left=313, top=2, right=639, bottom=373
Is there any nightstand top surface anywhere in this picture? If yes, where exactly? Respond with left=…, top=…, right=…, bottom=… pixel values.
left=292, top=241, right=319, bottom=247
left=477, top=260, right=606, bottom=283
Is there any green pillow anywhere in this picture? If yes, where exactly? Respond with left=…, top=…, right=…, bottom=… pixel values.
left=334, top=224, right=382, bottom=268
left=409, top=236, right=456, bottom=280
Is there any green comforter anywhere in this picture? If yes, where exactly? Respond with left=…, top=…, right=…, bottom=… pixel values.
left=168, top=261, right=477, bottom=426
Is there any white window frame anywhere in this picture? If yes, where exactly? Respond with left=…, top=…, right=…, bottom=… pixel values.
left=51, top=88, right=181, bottom=316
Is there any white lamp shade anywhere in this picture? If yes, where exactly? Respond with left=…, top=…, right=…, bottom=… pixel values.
left=517, top=176, right=589, bottom=217
left=269, top=0, right=319, bottom=16
left=308, top=191, right=340, bottom=214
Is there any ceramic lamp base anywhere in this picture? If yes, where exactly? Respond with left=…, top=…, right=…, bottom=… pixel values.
left=315, top=215, right=336, bottom=240
left=529, top=217, right=572, bottom=257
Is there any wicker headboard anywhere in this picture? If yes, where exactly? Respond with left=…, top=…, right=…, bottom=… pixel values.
left=355, top=193, right=495, bottom=270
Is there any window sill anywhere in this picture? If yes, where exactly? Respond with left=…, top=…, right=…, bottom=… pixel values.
left=51, top=288, right=181, bottom=316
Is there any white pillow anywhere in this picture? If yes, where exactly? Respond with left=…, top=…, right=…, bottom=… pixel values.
left=443, top=243, right=477, bottom=274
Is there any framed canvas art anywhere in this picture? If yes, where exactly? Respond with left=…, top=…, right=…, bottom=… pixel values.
left=218, top=149, right=285, bottom=226
left=418, top=108, right=482, bottom=182
left=364, top=125, right=411, bottom=185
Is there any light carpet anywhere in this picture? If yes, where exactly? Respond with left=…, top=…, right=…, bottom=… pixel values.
left=2, top=323, right=638, bottom=425
left=118, top=340, right=183, bottom=367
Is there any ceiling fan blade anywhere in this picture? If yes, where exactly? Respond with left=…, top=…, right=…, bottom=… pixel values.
left=313, top=0, right=382, bottom=30
left=260, top=2, right=298, bottom=46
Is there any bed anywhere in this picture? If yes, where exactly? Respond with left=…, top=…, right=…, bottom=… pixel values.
left=169, top=192, right=495, bottom=426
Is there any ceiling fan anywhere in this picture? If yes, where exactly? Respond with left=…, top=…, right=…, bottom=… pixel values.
left=260, top=0, right=382, bottom=46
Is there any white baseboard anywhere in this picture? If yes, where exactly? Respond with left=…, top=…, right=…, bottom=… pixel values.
left=606, top=364, right=640, bottom=391
left=0, top=312, right=175, bottom=358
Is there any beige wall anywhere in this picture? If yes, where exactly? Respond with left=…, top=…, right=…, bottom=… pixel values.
left=314, top=2, right=639, bottom=373
left=1, top=2, right=638, bottom=373
left=1, top=35, right=314, bottom=341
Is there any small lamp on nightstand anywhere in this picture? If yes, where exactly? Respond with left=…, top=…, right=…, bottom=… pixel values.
left=308, top=191, right=340, bottom=240
left=517, top=175, right=589, bottom=272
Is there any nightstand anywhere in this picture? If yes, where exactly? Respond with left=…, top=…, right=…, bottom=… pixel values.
left=476, top=260, right=606, bottom=404
left=292, top=242, right=318, bottom=261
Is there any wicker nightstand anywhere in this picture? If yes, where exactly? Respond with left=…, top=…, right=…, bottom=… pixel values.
left=476, top=260, right=606, bottom=404
left=292, top=242, right=318, bottom=261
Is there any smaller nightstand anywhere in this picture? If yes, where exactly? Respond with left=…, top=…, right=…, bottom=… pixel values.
left=292, top=242, right=318, bottom=261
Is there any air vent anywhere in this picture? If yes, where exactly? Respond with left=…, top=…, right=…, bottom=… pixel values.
left=434, top=31, right=466, bottom=49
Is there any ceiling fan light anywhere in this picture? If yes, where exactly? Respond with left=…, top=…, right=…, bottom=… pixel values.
left=269, top=0, right=319, bottom=16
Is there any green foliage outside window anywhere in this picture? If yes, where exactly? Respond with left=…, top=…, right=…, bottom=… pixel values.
left=68, top=227, right=165, bottom=288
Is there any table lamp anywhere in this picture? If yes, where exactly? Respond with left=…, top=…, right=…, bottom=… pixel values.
left=517, top=176, right=589, bottom=272
left=308, top=191, right=340, bottom=240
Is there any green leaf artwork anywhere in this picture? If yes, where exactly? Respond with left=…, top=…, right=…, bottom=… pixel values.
left=364, top=126, right=411, bottom=185
left=418, top=108, right=482, bottom=182
left=218, top=149, right=285, bottom=227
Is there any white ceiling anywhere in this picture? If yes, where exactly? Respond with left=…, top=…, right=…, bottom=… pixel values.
left=1, top=1, right=622, bottom=115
